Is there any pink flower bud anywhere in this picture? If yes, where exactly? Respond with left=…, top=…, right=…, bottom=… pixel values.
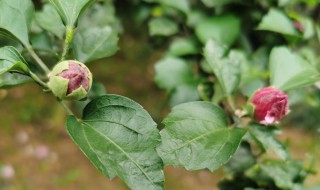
left=251, top=87, right=288, bottom=125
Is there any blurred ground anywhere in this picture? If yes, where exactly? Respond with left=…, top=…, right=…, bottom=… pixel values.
left=0, top=27, right=320, bottom=190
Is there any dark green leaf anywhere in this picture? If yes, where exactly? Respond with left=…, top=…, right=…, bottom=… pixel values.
left=204, top=39, right=242, bottom=95
left=0, top=46, right=29, bottom=75
left=269, top=46, right=319, bottom=91
left=66, top=94, right=164, bottom=190
left=149, top=17, right=179, bottom=36
left=257, top=9, right=298, bottom=36
left=0, top=72, right=32, bottom=89
left=72, top=26, right=119, bottom=63
left=0, top=0, right=34, bottom=46
left=35, top=4, right=65, bottom=39
left=157, top=101, right=246, bottom=171
left=249, top=124, right=289, bottom=160
left=49, top=0, right=94, bottom=26
left=195, top=14, right=240, bottom=47
left=160, top=0, right=190, bottom=14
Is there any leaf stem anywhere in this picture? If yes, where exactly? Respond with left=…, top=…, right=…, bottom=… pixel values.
left=26, top=46, right=51, bottom=75
left=58, top=98, right=74, bottom=115
left=61, top=25, right=75, bottom=61
left=29, top=71, right=48, bottom=88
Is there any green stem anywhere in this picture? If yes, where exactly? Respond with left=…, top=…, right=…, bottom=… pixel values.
left=58, top=99, right=74, bottom=115
left=61, top=25, right=75, bottom=61
left=29, top=71, right=48, bottom=88
left=27, top=46, right=51, bottom=75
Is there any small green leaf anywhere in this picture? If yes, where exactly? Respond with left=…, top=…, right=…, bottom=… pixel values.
left=257, top=9, right=299, bottom=36
left=35, top=4, right=65, bottom=39
left=72, top=26, right=118, bottom=63
left=168, top=38, right=199, bottom=56
left=66, top=95, right=164, bottom=190
left=154, top=57, right=196, bottom=92
left=269, top=46, right=319, bottom=91
left=0, top=0, right=34, bottom=46
left=149, top=17, right=179, bottom=36
left=0, top=46, right=29, bottom=75
left=49, top=0, right=94, bottom=26
left=160, top=0, right=190, bottom=14
left=195, top=14, right=240, bottom=47
left=201, top=0, right=241, bottom=7
left=204, top=39, right=242, bottom=95
left=0, top=72, right=32, bottom=89
left=249, top=124, right=289, bottom=160
left=157, top=101, right=246, bottom=172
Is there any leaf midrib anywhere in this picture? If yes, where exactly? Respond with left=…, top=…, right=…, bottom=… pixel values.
left=82, top=121, right=158, bottom=189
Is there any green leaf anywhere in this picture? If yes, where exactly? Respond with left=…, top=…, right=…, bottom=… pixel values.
left=195, top=14, right=240, bottom=47
left=66, top=95, right=164, bottom=190
left=154, top=57, right=196, bottom=92
left=269, top=46, right=319, bottom=91
left=169, top=83, right=199, bottom=107
left=257, top=9, right=299, bottom=36
left=160, top=0, right=190, bottom=14
left=246, top=160, right=306, bottom=189
left=0, top=72, right=32, bottom=89
left=167, top=37, right=199, bottom=56
left=0, top=0, right=34, bottom=46
left=204, top=39, right=242, bottom=95
left=35, top=4, right=65, bottom=39
left=157, top=101, right=246, bottom=172
left=72, top=26, right=119, bottom=63
left=201, top=0, right=241, bottom=7
left=149, top=17, right=179, bottom=36
left=0, top=46, right=29, bottom=75
left=49, top=0, right=94, bottom=26
left=249, top=124, right=289, bottom=160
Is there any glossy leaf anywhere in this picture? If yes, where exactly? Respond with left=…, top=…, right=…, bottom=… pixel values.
left=49, top=0, right=94, bottom=26
left=0, top=72, right=32, bottom=89
left=249, top=124, right=289, bottom=160
left=0, top=0, right=34, bottom=46
left=72, top=26, right=119, bottom=63
left=35, top=4, right=65, bottom=39
left=195, top=14, right=240, bottom=47
left=269, top=46, right=319, bottom=91
left=204, top=39, right=242, bottom=95
left=66, top=95, right=164, bottom=190
left=257, top=9, right=298, bottom=36
left=0, top=46, right=29, bottom=75
left=157, top=101, right=246, bottom=171
left=149, top=17, right=178, bottom=36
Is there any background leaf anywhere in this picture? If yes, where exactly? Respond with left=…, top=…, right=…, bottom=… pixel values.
left=204, top=39, right=242, bottom=95
left=257, top=9, right=298, bottom=36
left=167, top=37, right=199, bottom=57
left=0, top=0, right=34, bottom=46
left=269, top=46, right=319, bottom=91
left=49, top=0, right=94, bottom=26
left=35, top=4, right=65, bottom=39
left=0, top=72, right=32, bottom=89
left=72, top=26, right=119, bottom=63
left=201, top=0, right=241, bottom=7
left=148, top=17, right=179, bottom=36
left=195, top=14, right=240, bottom=47
left=249, top=124, right=289, bottom=160
left=66, top=94, right=164, bottom=190
left=157, top=101, right=246, bottom=171
left=0, top=46, right=29, bottom=75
